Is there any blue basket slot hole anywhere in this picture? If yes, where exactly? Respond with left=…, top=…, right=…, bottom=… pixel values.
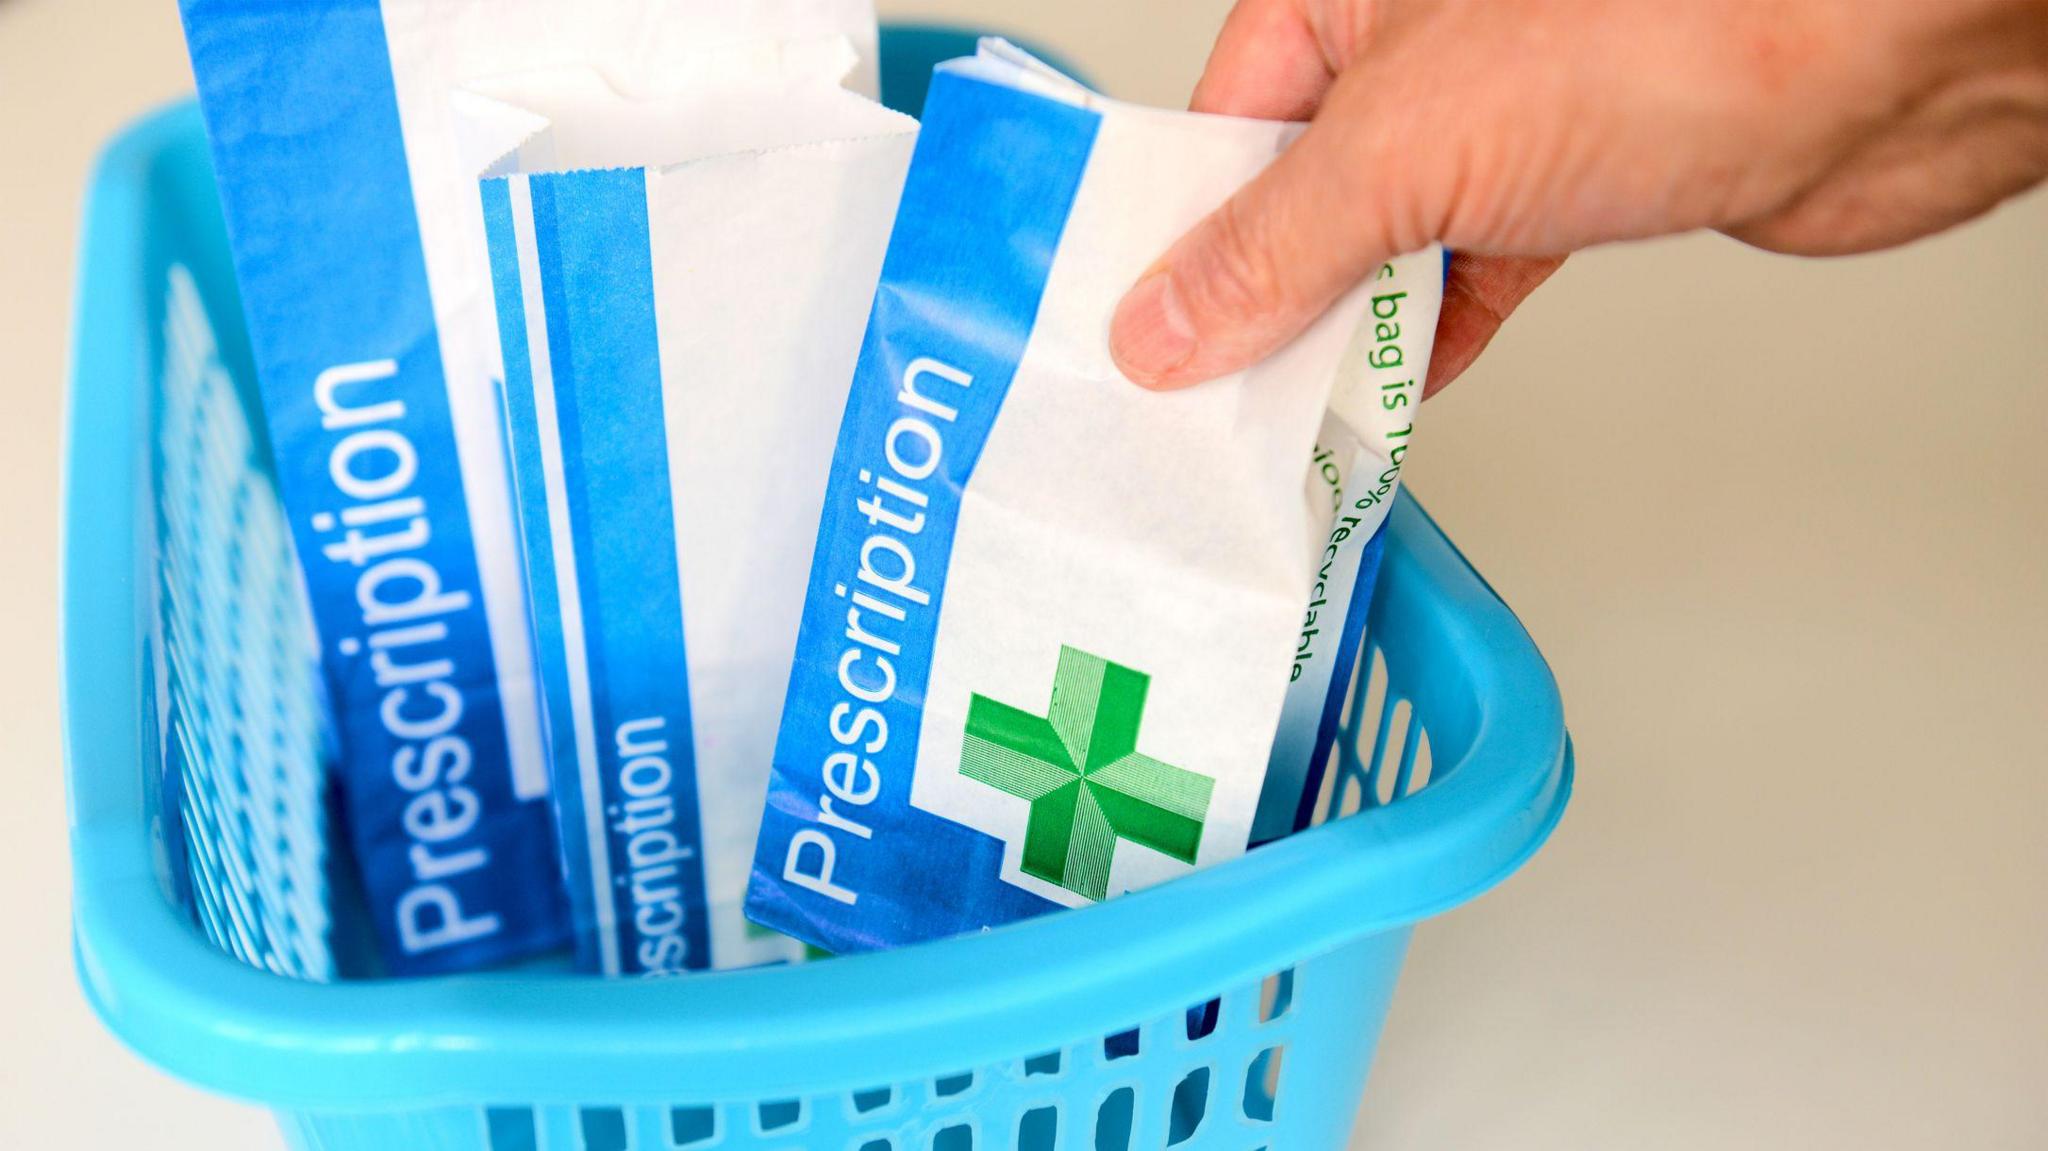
left=485, top=1108, right=537, bottom=1151
left=1095, top=1088, right=1135, bottom=1151
left=1364, top=687, right=1411, bottom=811
left=1308, top=736, right=1345, bottom=827
left=932, top=1123, right=973, bottom=1150
left=1398, top=724, right=1435, bottom=799
left=579, top=1107, right=627, bottom=1151
left=1336, top=647, right=1391, bottom=818
left=1166, top=1068, right=1210, bottom=1145
left=1338, top=767, right=1367, bottom=819
left=934, top=1072, right=975, bottom=1098
left=1019, top=1105, right=1058, bottom=1151
left=669, top=1105, right=716, bottom=1146
left=756, top=1098, right=803, bottom=1133
left=851, top=1086, right=895, bottom=1114
left=1259, top=968, right=1295, bottom=1023
left=1104, top=1028, right=1141, bottom=1061
left=1023, top=1050, right=1063, bottom=1077
left=1242, top=1046, right=1285, bottom=1122
left=1184, top=997, right=1221, bottom=1041
left=859, top=1140, right=893, bottom=1151
left=1375, top=699, right=1419, bottom=807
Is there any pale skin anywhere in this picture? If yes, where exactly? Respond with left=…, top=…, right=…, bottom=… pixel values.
left=1108, top=0, right=2048, bottom=395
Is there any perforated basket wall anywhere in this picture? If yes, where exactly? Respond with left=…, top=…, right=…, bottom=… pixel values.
left=153, top=263, right=334, bottom=981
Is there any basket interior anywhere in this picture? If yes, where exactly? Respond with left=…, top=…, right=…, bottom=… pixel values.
left=145, top=242, right=1453, bottom=979
left=140, top=143, right=1455, bottom=1151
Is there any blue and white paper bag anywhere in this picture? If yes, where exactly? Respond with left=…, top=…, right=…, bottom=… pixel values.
left=176, top=0, right=879, bottom=973
left=1259, top=252, right=1445, bottom=841
left=476, top=44, right=915, bottom=974
left=745, top=42, right=1444, bottom=954
left=1256, top=426, right=1421, bottom=843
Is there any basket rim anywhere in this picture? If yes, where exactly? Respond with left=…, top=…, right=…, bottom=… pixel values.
left=62, top=97, right=1570, bottom=1111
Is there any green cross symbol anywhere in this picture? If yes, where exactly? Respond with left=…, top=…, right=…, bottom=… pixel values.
left=960, top=645, right=1214, bottom=902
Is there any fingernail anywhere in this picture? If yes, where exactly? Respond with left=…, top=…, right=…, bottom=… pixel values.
left=1110, top=270, right=1197, bottom=387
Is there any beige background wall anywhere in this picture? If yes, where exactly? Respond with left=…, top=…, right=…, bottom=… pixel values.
left=4, top=0, right=2043, bottom=1146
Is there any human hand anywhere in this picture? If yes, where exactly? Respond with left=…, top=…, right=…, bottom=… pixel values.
left=1109, top=0, right=2048, bottom=393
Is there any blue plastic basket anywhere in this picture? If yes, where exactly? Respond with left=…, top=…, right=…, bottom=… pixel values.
left=62, top=26, right=1571, bottom=1151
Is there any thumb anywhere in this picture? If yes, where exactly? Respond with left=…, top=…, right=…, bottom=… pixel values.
left=1109, top=67, right=1443, bottom=389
